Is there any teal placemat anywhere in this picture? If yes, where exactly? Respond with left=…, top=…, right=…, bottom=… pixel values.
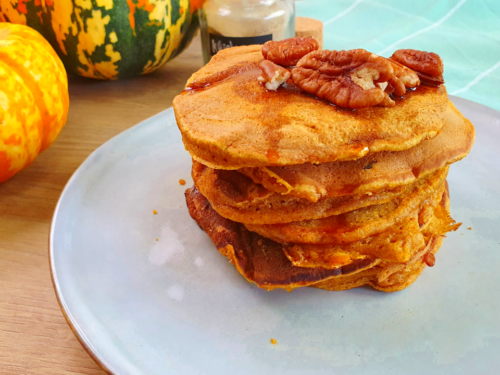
left=297, top=0, right=500, bottom=111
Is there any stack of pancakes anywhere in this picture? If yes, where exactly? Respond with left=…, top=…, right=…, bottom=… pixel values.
left=173, top=46, right=475, bottom=292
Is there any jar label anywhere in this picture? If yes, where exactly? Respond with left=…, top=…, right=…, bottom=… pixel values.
left=209, top=34, right=272, bottom=56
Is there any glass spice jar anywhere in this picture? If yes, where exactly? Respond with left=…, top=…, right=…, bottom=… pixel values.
left=199, top=0, right=295, bottom=64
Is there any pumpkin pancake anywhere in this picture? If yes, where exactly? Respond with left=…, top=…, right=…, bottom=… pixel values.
left=239, top=101, right=474, bottom=202
left=185, top=185, right=455, bottom=292
left=314, top=186, right=457, bottom=292
left=173, top=45, right=449, bottom=169
left=282, top=213, right=426, bottom=267
left=312, top=236, right=443, bottom=292
left=185, top=187, right=378, bottom=291
left=245, top=171, right=446, bottom=244
left=282, top=183, right=459, bottom=268
left=192, top=160, right=448, bottom=225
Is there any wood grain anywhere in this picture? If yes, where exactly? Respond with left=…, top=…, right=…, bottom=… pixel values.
left=0, top=36, right=203, bottom=374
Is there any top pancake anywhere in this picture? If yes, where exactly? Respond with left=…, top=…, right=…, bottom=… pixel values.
left=174, top=45, right=449, bottom=169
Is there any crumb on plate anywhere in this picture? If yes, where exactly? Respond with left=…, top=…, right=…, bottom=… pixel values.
left=270, top=338, right=277, bottom=345
left=179, top=179, right=186, bottom=185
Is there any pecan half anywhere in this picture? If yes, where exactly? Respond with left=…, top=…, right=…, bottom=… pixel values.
left=291, top=49, right=395, bottom=109
left=262, top=37, right=319, bottom=67
left=258, top=60, right=291, bottom=91
left=391, top=49, right=444, bottom=86
left=387, top=58, right=420, bottom=97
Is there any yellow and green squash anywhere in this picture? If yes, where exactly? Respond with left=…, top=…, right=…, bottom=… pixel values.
left=0, top=0, right=204, bottom=79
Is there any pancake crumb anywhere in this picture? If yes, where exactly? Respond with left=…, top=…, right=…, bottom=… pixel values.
left=270, top=338, right=277, bottom=345
left=468, top=227, right=472, bottom=230
left=179, top=179, right=186, bottom=185
left=156, top=238, right=158, bottom=241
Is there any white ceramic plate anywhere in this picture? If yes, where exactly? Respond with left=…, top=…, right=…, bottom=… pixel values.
left=50, top=97, right=500, bottom=375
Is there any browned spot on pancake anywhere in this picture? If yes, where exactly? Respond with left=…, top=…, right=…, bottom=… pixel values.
left=266, top=149, right=280, bottom=163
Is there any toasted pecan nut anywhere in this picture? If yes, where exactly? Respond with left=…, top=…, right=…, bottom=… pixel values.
left=391, top=49, right=443, bottom=76
left=262, top=37, right=319, bottom=67
left=291, top=49, right=395, bottom=109
left=391, top=49, right=444, bottom=86
left=258, top=60, right=291, bottom=91
left=387, top=58, right=420, bottom=97
left=388, top=77, right=406, bottom=97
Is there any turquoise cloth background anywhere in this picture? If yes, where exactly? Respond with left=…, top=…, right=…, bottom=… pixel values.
left=296, top=0, right=500, bottom=111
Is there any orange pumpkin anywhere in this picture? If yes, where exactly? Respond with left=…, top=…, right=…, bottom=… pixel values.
left=0, top=23, right=69, bottom=183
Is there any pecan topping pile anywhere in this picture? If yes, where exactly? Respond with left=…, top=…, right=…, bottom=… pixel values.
left=292, top=49, right=396, bottom=109
left=257, top=37, right=445, bottom=109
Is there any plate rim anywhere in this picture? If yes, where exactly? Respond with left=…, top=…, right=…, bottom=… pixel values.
left=49, top=108, right=173, bottom=375
left=48, top=98, right=499, bottom=374
left=48, top=252, right=114, bottom=374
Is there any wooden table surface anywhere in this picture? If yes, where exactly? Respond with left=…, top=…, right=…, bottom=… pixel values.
left=0, top=36, right=203, bottom=375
